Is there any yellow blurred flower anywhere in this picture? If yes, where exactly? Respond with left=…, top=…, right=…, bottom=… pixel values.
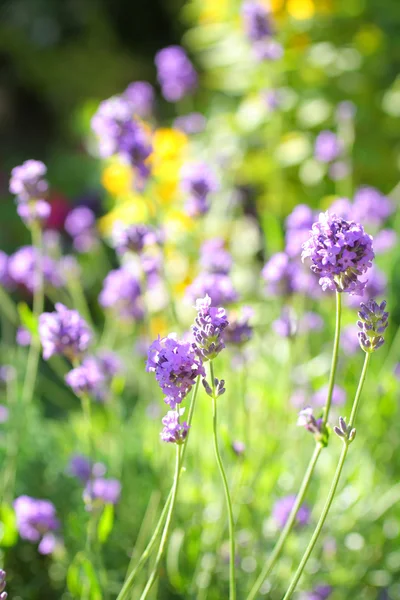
left=199, top=0, right=229, bottom=23
left=101, top=162, right=133, bottom=196
left=98, top=195, right=149, bottom=235
left=149, top=315, right=169, bottom=338
left=287, top=0, right=315, bottom=20
left=164, top=208, right=195, bottom=235
left=152, top=128, right=188, bottom=162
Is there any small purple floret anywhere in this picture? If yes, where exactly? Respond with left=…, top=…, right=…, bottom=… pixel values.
left=357, top=299, right=389, bottom=353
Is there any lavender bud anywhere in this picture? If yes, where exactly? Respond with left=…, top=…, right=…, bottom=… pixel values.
left=348, top=428, right=357, bottom=442
left=202, top=378, right=213, bottom=397
left=339, top=416, right=347, bottom=433
left=334, top=426, right=345, bottom=438
left=357, top=299, right=389, bottom=353
left=192, top=295, right=229, bottom=361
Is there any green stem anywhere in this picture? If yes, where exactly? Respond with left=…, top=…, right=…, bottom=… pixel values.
left=282, top=352, right=371, bottom=600
left=246, top=291, right=342, bottom=600
left=117, top=377, right=201, bottom=600
left=0, top=286, right=18, bottom=326
left=246, top=445, right=322, bottom=600
left=139, top=445, right=182, bottom=600
left=323, top=291, right=342, bottom=427
left=210, top=361, right=236, bottom=600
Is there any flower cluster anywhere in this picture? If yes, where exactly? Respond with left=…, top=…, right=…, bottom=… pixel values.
left=7, top=246, right=64, bottom=293
left=99, top=268, right=143, bottom=320
left=301, top=211, right=374, bottom=294
left=224, top=306, right=253, bottom=346
left=146, top=334, right=205, bottom=409
left=160, top=408, right=190, bottom=444
left=64, top=206, right=98, bottom=253
left=14, top=495, right=60, bottom=555
left=9, top=159, right=50, bottom=227
left=155, top=46, right=197, bottom=102
left=241, top=1, right=283, bottom=61
left=357, top=299, right=389, bottom=352
left=272, top=495, right=310, bottom=529
left=262, top=252, right=301, bottom=296
left=68, top=454, right=121, bottom=510
left=192, top=295, right=229, bottom=361
left=65, top=351, right=121, bottom=400
left=39, top=303, right=92, bottom=361
left=285, top=204, right=315, bottom=258
left=111, top=222, right=157, bottom=255
left=180, top=162, right=218, bottom=217
left=123, top=81, right=154, bottom=118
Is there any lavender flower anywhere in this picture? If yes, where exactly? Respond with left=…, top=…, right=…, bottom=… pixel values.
left=314, top=131, right=342, bottom=163
left=0, top=405, right=9, bottom=424
left=357, top=299, right=389, bottom=352
left=242, top=1, right=273, bottom=42
left=16, top=327, right=32, bottom=347
left=285, top=205, right=315, bottom=258
left=301, top=211, right=374, bottom=294
left=297, top=407, right=324, bottom=438
left=99, top=268, right=143, bottom=320
left=200, top=239, right=232, bottom=274
left=312, top=385, right=346, bottom=407
left=39, top=303, right=92, bottom=361
left=65, top=359, right=105, bottom=397
left=262, top=252, right=300, bottom=296
left=0, top=569, right=6, bottom=599
left=123, top=81, right=154, bottom=118
left=146, top=334, right=205, bottom=408
left=353, top=186, right=393, bottom=227
left=186, top=272, right=238, bottom=307
left=155, top=46, right=197, bottom=102
left=68, top=454, right=92, bottom=483
left=111, top=222, right=154, bottom=255
left=273, top=308, right=297, bottom=338
left=329, top=161, right=350, bottom=182
left=192, top=295, right=229, bottom=361
left=84, top=477, right=121, bottom=510
left=180, top=162, right=218, bottom=217
left=17, top=199, right=51, bottom=226
left=224, top=307, right=253, bottom=345
left=272, top=495, right=310, bottom=529
left=173, top=112, right=206, bottom=135
left=9, top=160, right=48, bottom=202
left=341, top=325, right=360, bottom=356
left=232, top=441, right=246, bottom=456
left=347, top=266, right=387, bottom=308
left=160, top=408, right=190, bottom=443
left=8, top=246, right=63, bottom=292
left=64, top=206, right=98, bottom=253
left=302, top=585, right=332, bottom=600
left=14, top=495, right=60, bottom=554
left=373, top=229, right=397, bottom=254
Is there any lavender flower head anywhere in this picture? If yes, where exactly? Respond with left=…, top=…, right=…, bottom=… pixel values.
left=84, top=477, right=121, bottom=510
left=312, top=384, right=346, bottom=407
left=242, top=1, right=273, bottom=42
left=146, top=334, right=205, bottom=408
left=65, top=358, right=105, bottom=397
left=353, top=186, right=394, bottom=227
left=14, top=495, right=60, bottom=555
left=301, top=211, right=374, bottom=295
left=224, top=306, right=253, bottom=345
left=0, top=569, right=6, bottom=599
left=174, top=112, right=206, bottom=135
left=297, top=407, right=325, bottom=442
left=273, top=308, right=297, bottom=338
left=155, top=46, right=198, bottom=102
left=200, top=238, right=232, bottom=274
left=161, top=408, right=189, bottom=443
left=272, top=495, right=310, bottom=529
left=99, top=268, right=143, bottom=320
left=8, top=246, right=63, bottom=292
left=9, top=160, right=48, bottom=202
left=186, top=272, right=238, bottom=307
left=357, top=299, right=389, bottom=353
left=180, top=162, right=218, bottom=217
left=192, top=295, right=229, bottom=361
left=314, top=131, right=342, bottom=163
left=262, top=252, right=300, bottom=296
left=301, top=585, right=332, bottom=600
left=65, top=206, right=98, bottom=253
left=123, top=81, right=154, bottom=118
left=68, top=454, right=92, bottom=483
left=111, top=222, right=154, bottom=255
left=39, top=303, right=92, bottom=361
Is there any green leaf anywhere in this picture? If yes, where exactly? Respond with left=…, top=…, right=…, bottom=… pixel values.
left=67, top=553, right=103, bottom=600
left=0, top=503, right=18, bottom=547
left=98, top=504, right=114, bottom=545
left=17, top=302, right=39, bottom=338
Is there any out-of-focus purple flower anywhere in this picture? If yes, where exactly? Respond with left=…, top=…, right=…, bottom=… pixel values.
left=272, top=495, right=310, bottom=529
left=301, top=212, right=374, bottom=295
left=65, top=206, right=96, bottom=237
left=341, top=325, right=359, bottom=356
left=264, top=89, right=281, bottom=112
left=160, top=408, right=189, bottom=443
left=336, top=100, right=356, bottom=121
left=173, top=113, right=206, bottom=134
left=192, top=295, right=229, bottom=361
left=84, top=477, right=121, bottom=509
left=65, top=358, right=105, bottom=398
left=329, top=161, right=350, bottom=181
left=394, top=363, right=400, bottom=380
left=353, top=186, right=393, bottom=227
left=328, top=197, right=353, bottom=220
left=146, top=334, right=205, bottom=408
left=347, top=266, right=387, bottom=308
left=373, top=229, right=397, bottom=254
left=232, top=441, right=246, bottom=456
left=0, top=366, right=15, bottom=384
left=111, top=222, right=154, bottom=255
left=68, top=454, right=92, bottom=483
left=285, top=205, right=315, bottom=257
left=225, top=306, right=253, bottom=345
left=38, top=532, right=58, bottom=555
left=312, top=384, right=346, bottom=407
left=8, top=246, right=64, bottom=292
left=0, top=568, right=6, bottom=599
left=141, top=252, right=163, bottom=288
left=262, top=252, right=301, bottom=296
left=91, top=96, right=152, bottom=180
left=200, top=239, right=232, bottom=275
left=299, top=312, right=324, bottom=333
left=186, top=272, right=238, bottom=307
left=290, top=389, right=309, bottom=409
left=97, top=350, right=122, bottom=378
left=17, top=199, right=51, bottom=226
left=357, top=299, right=389, bottom=353
left=16, top=327, right=32, bottom=347
left=302, top=584, right=333, bottom=600
left=59, top=255, right=81, bottom=280
left=273, top=308, right=297, bottom=338
left=242, top=1, right=273, bottom=42
left=180, top=162, right=218, bottom=217
left=314, top=131, right=342, bottom=163
left=99, top=268, right=143, bottom=320
left=39, top=303, right=92, bottom=361
left=123, top=81, right=154, bottom=118
left=254, top=40, right=283, bottom=61
left=14, top=496, right=60, bottom=553
left=9, top=160, right=48, bottom=202
left=0, top=405, right=9, bottom=424
left=297, top=407, right=323, bottom=437
left=155, top=46, right=198, bottom=102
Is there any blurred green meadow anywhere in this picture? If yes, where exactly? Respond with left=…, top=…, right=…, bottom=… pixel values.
left=0, top=0, right=400, bottom=599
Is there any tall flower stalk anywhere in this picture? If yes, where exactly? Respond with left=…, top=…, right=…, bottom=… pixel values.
left=282, top=299, right=388, bottom=599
